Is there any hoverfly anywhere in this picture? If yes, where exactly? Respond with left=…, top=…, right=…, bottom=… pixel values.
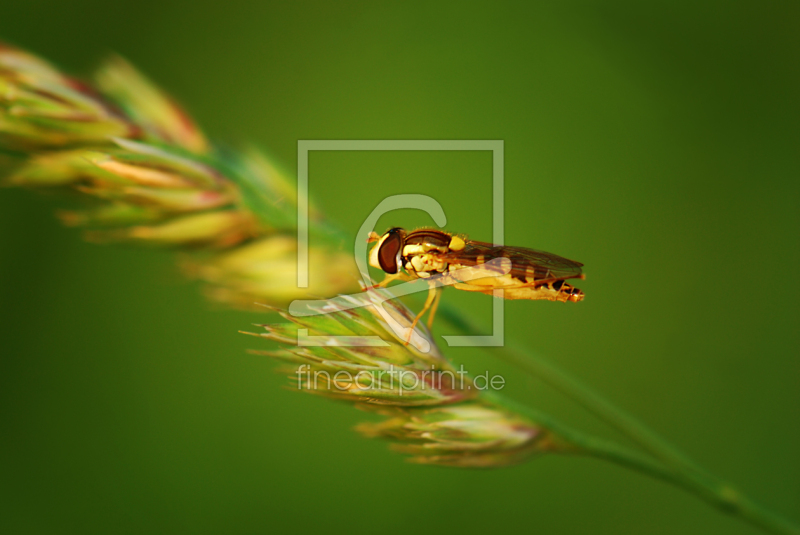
left=367, top=227, right=584, bottom=342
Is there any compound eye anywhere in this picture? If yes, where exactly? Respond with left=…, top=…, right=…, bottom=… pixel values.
left=378, top=232, right=403, bottom=274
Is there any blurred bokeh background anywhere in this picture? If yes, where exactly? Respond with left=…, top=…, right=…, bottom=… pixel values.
left=1, top=2, right=798, bottom=534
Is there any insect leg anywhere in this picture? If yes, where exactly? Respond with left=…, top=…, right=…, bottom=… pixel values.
left=404, top=281, right=438, bottom=345
left=365, top=272, right=410, bottom=291
left=425, top=286, right=442, bottom=329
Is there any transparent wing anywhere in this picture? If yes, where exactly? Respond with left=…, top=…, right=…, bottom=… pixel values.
left=436, top=240, right=584, bottom=283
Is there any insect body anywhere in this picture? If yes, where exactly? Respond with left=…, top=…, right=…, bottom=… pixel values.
left=367, top=227, right=585, bottom=341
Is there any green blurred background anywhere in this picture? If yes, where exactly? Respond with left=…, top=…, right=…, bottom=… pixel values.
left=1, top=1, right=798, bottom=534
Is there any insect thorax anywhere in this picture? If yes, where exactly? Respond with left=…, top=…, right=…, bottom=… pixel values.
left=402, top=229, right=452, bottom=277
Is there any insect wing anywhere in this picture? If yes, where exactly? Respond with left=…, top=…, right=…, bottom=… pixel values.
left=437, top=240, right=584, bottom=284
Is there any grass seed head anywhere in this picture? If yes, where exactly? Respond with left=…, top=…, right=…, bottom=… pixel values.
left=252, top=288, right=477, bottom=405
left=0, top=43, right=136, bottom=150
left=357, top=402, right=549, bottom=468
